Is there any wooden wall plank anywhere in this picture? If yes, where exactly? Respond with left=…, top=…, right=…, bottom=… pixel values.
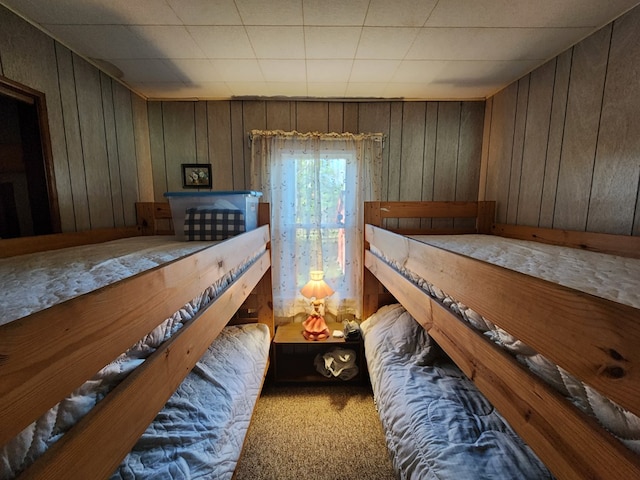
left=100, top=73, right=124, bottom=227
left=343, top=102, right=358, bottom=133
left=112, top=83, right=139, bottom=224
left=478, top=97, right=493, bottom=202
left=74, top=56, right=113, bottom=229
left=539, top=52, right=571, bottom=228
left=506, top=77, right=529, bottom=224
left=162, top=102, right=197, bottom=192
left=554, top=26, right=610, bottom=231
left=399, top=102, right=426, bottom=229
left=266, top=101, right=292, bottom=130
left=420, top=103, right=438, bottom=228
left=131, top=94, right=153, bottom=202
left=146, top=102, right=168, bottom=201
left=456, top=101, right=484, bottom=202
left=207, top=101, right=234, bottom=190
left=485, top=83, right=517, bottom=223
left=433, top=102, right=461, bottom=229
left=296, top=101, right=329, bottom=133
left=387, top=102, right=404, bottom=206
left=517, top=61, right=555, bottom=226
left=194, top=102, right=209, bottom=165
left=328, top=102, right=344, bottom=133
left=588, top=8, right=640, bottom=235
left=230, top=102, right=245, bottom=189
left=242, top=101, right=267, bottom=189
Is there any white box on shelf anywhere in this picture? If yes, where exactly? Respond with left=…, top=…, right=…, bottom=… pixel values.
left=164, top=191, right=263, bottom=240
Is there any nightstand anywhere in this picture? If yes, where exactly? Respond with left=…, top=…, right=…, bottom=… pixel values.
left=271, top=321, right=366, bottom=384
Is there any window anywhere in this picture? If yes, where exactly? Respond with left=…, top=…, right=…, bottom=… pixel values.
left=249, top=130, right=384, bottom=321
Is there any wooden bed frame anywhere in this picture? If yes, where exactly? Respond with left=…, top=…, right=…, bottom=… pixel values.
left=363, top=201, right=640, bottom=480
left=0, top=202, right=273, bottom=479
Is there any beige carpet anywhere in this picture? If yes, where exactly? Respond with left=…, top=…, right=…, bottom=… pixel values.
left=234, top=383, right=397, bottom=480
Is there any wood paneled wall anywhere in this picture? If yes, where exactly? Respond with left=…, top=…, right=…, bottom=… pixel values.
left=0, top=6, right=153, bottom=232
left=148, top=100, right=485, bottom=208
left=481, top=6, right=640, bottom=236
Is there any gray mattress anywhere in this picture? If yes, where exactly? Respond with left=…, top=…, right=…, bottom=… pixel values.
left=361, top=304, right=553, bottom=480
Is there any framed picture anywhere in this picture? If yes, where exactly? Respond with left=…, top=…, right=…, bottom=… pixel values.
left=182, top=163, right=212, bottom=189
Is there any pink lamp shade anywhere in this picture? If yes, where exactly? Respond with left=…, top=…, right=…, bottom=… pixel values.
left=300, top=270, right=335, bottom=300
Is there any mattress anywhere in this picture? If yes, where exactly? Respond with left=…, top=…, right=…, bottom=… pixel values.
left=0, top=236, right=215, bottom=326
left=369, top=234, right=640, bottom=454
left=112, top=323, right=270, bottom=480
left=0, top=236, right=264, bottom=478
left=361, top=304, right=553, bottom=480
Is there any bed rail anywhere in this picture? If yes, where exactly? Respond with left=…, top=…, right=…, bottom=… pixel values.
left=363, top=201, right=640, bottom=480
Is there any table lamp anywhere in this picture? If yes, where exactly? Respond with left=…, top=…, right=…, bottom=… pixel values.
left=300, top=270, right=334, bottom=341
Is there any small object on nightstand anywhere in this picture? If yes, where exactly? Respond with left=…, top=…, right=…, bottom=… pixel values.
left=332, top=330, right=344, bottom=338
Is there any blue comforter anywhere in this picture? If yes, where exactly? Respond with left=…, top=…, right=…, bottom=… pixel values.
left=111, top=323, right=270, bottom=480
left=362, top=304, right=553, bottom=480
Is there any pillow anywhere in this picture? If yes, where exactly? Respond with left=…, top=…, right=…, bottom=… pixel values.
left=362, top=303, right=439, bottom=365
left=183, top=208, right=245, bottom=241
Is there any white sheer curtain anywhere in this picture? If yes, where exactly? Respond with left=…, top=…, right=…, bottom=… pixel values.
left=250, top=130, right=383, bottom=320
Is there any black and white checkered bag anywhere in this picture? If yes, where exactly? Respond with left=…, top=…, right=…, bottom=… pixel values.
left=184, top=208, right=245, bottom=241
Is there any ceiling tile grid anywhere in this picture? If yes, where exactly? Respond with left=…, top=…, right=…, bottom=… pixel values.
left=1, top=0, right=639, bottom=100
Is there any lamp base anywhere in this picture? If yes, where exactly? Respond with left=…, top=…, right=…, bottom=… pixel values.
left=302, top=313, right=330, bottom=341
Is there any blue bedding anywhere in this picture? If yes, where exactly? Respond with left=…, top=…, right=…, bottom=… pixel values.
left=361, top=304, right=553, bottom=480
left=111, top=323, right=270, bottom=480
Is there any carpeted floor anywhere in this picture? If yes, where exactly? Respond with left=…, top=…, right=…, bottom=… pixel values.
left=234, top=383, right=397, bottom=480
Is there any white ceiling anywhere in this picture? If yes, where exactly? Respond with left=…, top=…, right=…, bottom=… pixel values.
left=2, top=0, right=639, bottom=101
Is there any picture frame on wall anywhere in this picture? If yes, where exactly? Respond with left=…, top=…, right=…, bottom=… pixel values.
left=182, top=163, right=212, bottom=189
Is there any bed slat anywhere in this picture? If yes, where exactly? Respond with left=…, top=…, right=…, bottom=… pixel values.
left=365, top=250, right=640, bottom=479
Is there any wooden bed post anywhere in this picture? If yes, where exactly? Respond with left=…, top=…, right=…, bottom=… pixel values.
left=476, top=201, right=495, bottom=234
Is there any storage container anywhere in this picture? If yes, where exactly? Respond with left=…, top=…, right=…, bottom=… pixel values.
left=164, top=191, right=263, bottom=240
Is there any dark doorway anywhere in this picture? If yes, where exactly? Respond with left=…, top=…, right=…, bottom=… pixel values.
left=0, top=76, right=60, bottom=238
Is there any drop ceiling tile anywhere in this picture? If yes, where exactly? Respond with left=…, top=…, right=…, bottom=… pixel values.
left=3, top=0, right=181, bottom=24
left=385, top=82, right=493, bottom=100
left=307, top=82, right=348, bottom=97
left=439, top=59, right=540, bottom=84
left=166, top=0, right=242, bottom=26
left=425, top=0, right=640, bottom=28
left=228, top=81, right=273, bottom=97
left=407, top=27, right=592, bottom=61
left=304, top=26, right=361, bottom=59
left=236, top=0, right=303, bottom=26
left=135, top=82, right=234, bottom=100
left=128, top=26, right=205, bottom=59
left=168, top=59, right=220, bottom=82
left=246, top=26, right=305, bottom=59
left=259, top=59, right=307, bottom=82
left=109, top=59, right=185, bottom=83
left=187, top=26, right=254, bottom=58
left=210, top=59, right=263, bottom=81
left=365, top=0, right=438, bottom=27
left=356, top=27, right=420, bottom=59
left=44, top=25, right=157, bottom=59
left=350, top=60, right=402, bottom=83
left=392, top=60, right=449, bottom=83
left=303, top=0, right=369, bottom=26
left=266, top=82, right=308, bottom=97
left=307, top=59, right=353, bottom=82
left=344, top=82, right=389, bottom=98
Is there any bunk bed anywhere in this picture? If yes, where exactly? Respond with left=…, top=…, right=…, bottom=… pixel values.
left=362, top=201, right=640, bottom=480
left=0, top=202, right=273, bottom=480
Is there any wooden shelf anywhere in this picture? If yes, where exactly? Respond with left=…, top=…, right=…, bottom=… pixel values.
left=272, top=322, right=366, bottom=384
